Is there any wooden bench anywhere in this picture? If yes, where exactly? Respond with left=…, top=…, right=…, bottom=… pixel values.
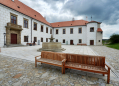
left=26, top=43, right=36, bottom=46
left=35, top=51, right=66, bottom=74
left=62, top=53, right=110, bottom=84
left=77, top=43, right=87, bottom=46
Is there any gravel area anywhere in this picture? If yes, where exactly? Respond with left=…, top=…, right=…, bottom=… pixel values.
left=90, top=46, right=119, bottom=77
left=0, top=54, right=119, bottom=86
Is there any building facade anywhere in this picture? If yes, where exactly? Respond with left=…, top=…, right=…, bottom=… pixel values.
left=0, top=0, right=103, bottom=47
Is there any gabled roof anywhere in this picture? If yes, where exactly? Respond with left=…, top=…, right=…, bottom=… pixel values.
left=0, top=0, right=51, bottom=26
left=97, top=28, right=103, bottom=32
left=51, top=20, right=89, bottom=28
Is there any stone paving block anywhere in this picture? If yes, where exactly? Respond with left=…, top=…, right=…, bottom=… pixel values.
left=12, top=73, right=22, bottom=78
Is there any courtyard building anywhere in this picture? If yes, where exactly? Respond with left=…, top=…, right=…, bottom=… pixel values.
left=0, top=0, right=103, bottom=47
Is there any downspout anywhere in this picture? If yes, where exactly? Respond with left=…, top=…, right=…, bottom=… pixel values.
left=31, top=18, right=32, bottom=44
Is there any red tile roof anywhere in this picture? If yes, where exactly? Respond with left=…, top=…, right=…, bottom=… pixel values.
left=0, top=0, right=51, bottom=26
left=51, top=20, right=89, bottom=28
left=97, top=28, right=103, bottom=32
left=0, top=0, right=101, bottom=28
left=88, top=21, right=101, bottom=24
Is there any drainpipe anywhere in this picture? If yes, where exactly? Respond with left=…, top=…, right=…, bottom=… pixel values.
left=31, top=18, right=32, bottom=45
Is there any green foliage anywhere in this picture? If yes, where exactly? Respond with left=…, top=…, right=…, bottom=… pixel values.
left=109, top=34, right=119, bottom=44
left=107, top=43, right=119, bottom=50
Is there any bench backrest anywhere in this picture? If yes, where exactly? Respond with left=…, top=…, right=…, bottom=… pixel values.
left=41, top=51, right=66, bottom=61
left=66, top=53, right=105, bottom=67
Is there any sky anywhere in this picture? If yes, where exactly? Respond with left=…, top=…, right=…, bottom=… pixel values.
left=19, top=0, right=119, bottom=39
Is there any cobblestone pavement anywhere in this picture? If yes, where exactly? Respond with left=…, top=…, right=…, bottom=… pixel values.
left=0, top=55, right=119, bottom=86
left=90, top=46, right=119, bottom=78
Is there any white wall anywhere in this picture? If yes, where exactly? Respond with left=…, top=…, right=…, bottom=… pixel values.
left=96, top=32, right=103, bottom=45
left=53, top=26, right=87, bottom=45
left=0, top=4, right=52, bottom=47
left=0, top=4, right=103, bottom=47
left=86, top=23, right=98, bottom=45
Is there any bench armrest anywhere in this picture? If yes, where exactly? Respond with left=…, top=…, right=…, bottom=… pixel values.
left=35, top=55, right=41, bottom=59
left=105, top=63, right=111, bottom=69
left=62, top=59, right=66, bottom=63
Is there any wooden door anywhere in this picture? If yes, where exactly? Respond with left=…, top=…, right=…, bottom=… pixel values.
left=11, top=34, right=17, bottom=44
left=90, top=40, right=94, bottom=45
left=70, top=40, right=73, bottom=45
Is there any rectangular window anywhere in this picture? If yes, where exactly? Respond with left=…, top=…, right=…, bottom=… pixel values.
left=41, top=38, right=43, bottom=42
left=50, top=29, right=52, bottom=34
left=34, top=37, right=37, bottom=42
left=56, top=29, right=58, bottom=34
left=79, top=28, right=82, bottom=33
left=56, top=39, right=58, bottom=42
left=34, top=23, right=37, bottom=30
left=70, top=28, right=73, bottom=34
left=24, top=18, right=28, bottom=28
left=90, top=27, right=94, bottom=32
left=63, top=39, right=65, bottom=43
left=46, top=38, right=48, bottom=42
left=63, top=29, right=66, bottom=34
left=46, top=27, right=48, bottom=33
left=79, top=39, right=82, bottom=43
left=41, top=25, right=43, bottom=32
left=11, top=15, right=17, bottom=24
left=24, top=36, right=28, bottom=42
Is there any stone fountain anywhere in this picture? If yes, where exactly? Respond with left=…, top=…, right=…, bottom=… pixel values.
left=37, top=35, right=65, bottom=52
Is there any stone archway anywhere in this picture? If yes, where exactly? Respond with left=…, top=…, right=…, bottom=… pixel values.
left=5, top=23, right=23, bottom=46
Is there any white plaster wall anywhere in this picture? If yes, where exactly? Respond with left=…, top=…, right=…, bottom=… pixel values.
left=96, top=32, right=103, bottom=45
left=0, top=4, right=52, bottom=47
left=53, top=26, right=87, bottom=45
left=86, top=23, right=97, bottom=45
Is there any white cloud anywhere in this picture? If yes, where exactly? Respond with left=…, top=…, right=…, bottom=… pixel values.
left=19, top=0, right=119, bottom=39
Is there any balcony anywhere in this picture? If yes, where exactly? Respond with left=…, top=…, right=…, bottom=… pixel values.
left=6, top=22, right=23, bottom=31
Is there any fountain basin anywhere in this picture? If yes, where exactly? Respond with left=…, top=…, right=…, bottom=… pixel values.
left=37, top=42, right=65, bottom=52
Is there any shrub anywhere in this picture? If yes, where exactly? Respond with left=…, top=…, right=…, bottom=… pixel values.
left=109, top=34, right=119, bottom=44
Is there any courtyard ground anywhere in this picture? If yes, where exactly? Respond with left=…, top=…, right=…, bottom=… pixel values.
left=0, top=45, right=119, bottom=86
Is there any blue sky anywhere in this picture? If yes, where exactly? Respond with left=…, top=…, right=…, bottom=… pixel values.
left=19, top=0, right=119, bottom=39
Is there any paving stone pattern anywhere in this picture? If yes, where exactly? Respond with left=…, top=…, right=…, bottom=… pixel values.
left=90, top=46, right=119, bottom=75
left=0, top=54, right=118, bottom=86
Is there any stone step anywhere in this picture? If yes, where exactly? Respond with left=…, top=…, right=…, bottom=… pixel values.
left=6, top=44, right=26, bottom=47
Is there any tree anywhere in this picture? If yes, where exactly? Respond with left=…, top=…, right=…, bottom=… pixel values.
left=109, top=34, right=119, bottom=44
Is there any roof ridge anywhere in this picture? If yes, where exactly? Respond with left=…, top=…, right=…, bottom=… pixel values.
left=50, top=19, right=88, bottom=24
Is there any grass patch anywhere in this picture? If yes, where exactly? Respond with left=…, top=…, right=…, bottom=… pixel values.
left=106, top=43, right=119, bottom=50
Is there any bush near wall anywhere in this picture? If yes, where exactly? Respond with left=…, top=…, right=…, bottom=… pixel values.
left=109, top=34, right=119, bottom=44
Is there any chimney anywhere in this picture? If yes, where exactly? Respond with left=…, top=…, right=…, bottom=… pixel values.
left=11, top=0, right=14, bottom=1
left=72, top=17, right=74, bottom=21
